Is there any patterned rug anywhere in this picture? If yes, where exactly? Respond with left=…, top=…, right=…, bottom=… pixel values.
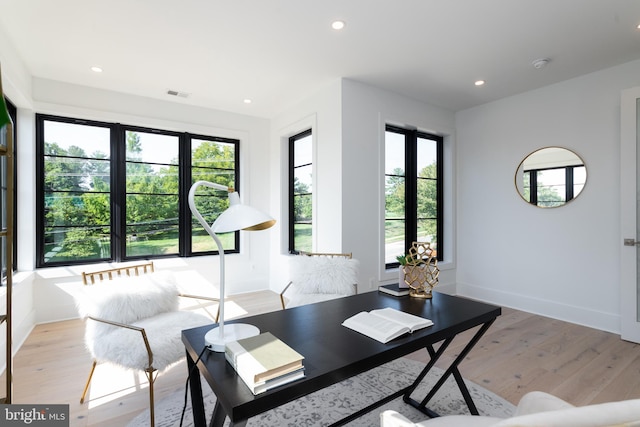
left=128, top=357, right=515, bottom=427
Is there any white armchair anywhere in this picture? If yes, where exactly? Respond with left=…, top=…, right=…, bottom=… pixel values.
left=75, top=263, right=218, bottom=427
left=380, top=391, right=640, bottom=427
left=280, top=252, right=359, bottom=309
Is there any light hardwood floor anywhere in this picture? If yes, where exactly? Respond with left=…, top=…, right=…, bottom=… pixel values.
left=6, top=290, right=640, bottom=426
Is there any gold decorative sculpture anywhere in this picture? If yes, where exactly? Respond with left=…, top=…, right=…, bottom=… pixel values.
left=402, top=242, right=439, bottom=299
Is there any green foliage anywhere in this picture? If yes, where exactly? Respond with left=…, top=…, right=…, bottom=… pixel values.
left=56, top=228, right=100, bottom=258
left=44, top=142, right=88, bottom=192
left=294, top=223, right=312, bottom=252
left=292, top=169, right=312, bottom=252
left=43, top=133, right=237, bottom=262
left=396, top=253, right=424, bottom=266
left=522, top=172, right=564, bottom=207
left=396, top=254, right=408, bottom=265
left=190, top=141, right=235, bottom=237
left=385, top=167, right=405, bottom=218
left=293, top=177, right=312, bottom=222
left=386, top=162, right=438, bottom=246
left=417, top=163, right=437, bottom=238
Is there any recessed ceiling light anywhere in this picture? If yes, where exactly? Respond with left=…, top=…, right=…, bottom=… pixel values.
left=243, top=99, right=252, bottom=104
left=91, top=66, right=103, bottom=73
left=531, top=58, right=550, bottom=69
left=332, top=20, right=346, bottom=30
left=474, top=80, right=485, bottom=86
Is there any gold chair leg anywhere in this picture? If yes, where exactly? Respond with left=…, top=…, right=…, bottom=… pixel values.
left=80, top=360, right=97, bottom=404
left=215, top=304, right=220, bottom=323
left=145, top=368, right=157, bottom=427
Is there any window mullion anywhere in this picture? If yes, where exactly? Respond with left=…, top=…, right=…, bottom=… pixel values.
left=566, top=166, right=574, bottom=201
left=530, top=170, right=539, bottom=205
left=405, top=130, right=418, bottom=255
left=288, top=136, right=295, bottom=252
left=435, top=134, right=444, bottom=261
left=112, top=123, right=125, bottom=261
left=179, top=133, right=190, bottom=256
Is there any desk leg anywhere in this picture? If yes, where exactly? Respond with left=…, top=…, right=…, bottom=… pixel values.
left=186, top=351, right=207, bottom=427
left=210, top=401, right=247, bottom=427
left=210, top=401, right=226, bottom=427
left=402, top=336, right=454, bottom=418
left=404, top=319, right=496, bottom=417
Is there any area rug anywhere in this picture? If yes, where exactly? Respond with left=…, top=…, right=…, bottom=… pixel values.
left=128, top=357, right=515, bottom=427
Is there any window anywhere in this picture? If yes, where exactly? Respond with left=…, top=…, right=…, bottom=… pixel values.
left=189, top=136, right=239, bottom=253
left=523, top=165, right=586, bottom=207
left=289, top=129, right=312, bottom=253
left=123, top=127, right=180, bottom=257
left=384, top=125, right=442, bottom=268
left=36, top=114, right=239, bottom=267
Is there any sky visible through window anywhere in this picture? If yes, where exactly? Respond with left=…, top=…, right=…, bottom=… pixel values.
left=45, top=121, right=179, bottom=168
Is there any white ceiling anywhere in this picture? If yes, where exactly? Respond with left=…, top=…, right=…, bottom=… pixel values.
left=2, top=0, right=640, bottom=118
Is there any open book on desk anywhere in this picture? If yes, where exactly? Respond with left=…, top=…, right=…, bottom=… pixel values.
left=342, top=307, right=433, bottom=343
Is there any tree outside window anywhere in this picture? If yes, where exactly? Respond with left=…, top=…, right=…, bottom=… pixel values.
left=289, top=130, right=312, bottom=253
left=37, top=115, right=240, bottom=267
left=385, top=125, right=442, bottom=268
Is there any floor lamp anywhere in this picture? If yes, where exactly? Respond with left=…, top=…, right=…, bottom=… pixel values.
left=188, top=180, right=275, bottom=352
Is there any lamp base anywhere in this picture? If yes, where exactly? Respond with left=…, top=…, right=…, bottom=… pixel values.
left=204, top=323, right=260, bottom=352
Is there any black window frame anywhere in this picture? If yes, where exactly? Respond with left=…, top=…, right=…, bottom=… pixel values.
left=120, top=125, right=183, bottom=260
left=36, top=113, right=240, bottom=267
left=185, top=132, right=241, bottom=257
left=524, top=164, right=585, bottom=207
left=288, top=129, right=312, bottom=254
left=1, top=97, right=16, bottom=278
left=385, top=125, right=443, bottom=270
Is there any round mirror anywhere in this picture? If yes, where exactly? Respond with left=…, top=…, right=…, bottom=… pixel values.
left=515, top=147, right=587, bottom=208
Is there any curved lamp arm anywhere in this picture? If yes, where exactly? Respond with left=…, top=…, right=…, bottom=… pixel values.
left=187, top=180, right=275, bottom=351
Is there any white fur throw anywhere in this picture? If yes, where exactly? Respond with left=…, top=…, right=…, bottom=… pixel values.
left=77, top=270, right=179, bottom=323
left=88, top=311, right=209, bottom=371
left=289, top=256, right=359, bottom=295
left=75, top=271, right=210, bottom=370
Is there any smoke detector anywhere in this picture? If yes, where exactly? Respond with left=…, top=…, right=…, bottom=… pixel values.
left=532, top=58, right=550, bottom=69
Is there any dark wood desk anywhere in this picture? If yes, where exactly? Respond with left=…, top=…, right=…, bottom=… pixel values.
left=182, top=291, right=501, bottom=427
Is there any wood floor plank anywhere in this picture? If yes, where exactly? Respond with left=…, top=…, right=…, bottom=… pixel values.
left=594, top=352, right=640, bottom=403
left=7, top=290, right=640, bottom=425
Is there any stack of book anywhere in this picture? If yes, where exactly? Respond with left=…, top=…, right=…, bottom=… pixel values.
left=225, top=332, right=305, bottom=395
left=378, top=283, right=410, bottom=297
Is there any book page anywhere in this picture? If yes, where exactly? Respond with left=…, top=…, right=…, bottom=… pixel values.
left=342, top=311, right=409, bottom=343
left=370, top=307, right=433, bottom=332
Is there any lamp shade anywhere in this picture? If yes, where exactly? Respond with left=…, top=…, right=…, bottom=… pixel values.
left=211, top=192, right=276, bottom=233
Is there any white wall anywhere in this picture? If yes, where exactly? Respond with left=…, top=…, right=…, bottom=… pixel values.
left=268, top=79, right=343, bottom=290
left=455, top=59, right=640, bottom=333
left=269, top=78, right=457, bottom=294
left=8, top=77, right=273, bottom=326
left=0, top=22, right=37, bottom=371
left=340, top=79, right=457, bottom=292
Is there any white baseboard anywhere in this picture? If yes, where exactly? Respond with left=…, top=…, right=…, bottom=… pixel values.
left=456, top=281, right=619, bottom=334
left=433, top=282, right=456, bottom=296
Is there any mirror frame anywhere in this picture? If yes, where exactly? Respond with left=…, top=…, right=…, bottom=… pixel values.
left=515, top=146, right=587, bottom=208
